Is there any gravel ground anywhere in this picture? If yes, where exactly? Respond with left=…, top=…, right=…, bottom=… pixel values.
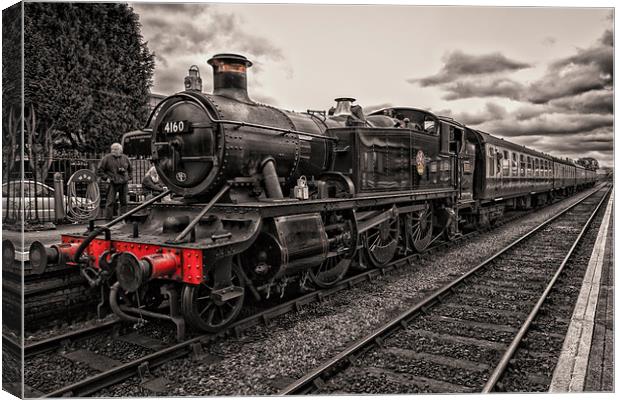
left=2, top=341, right=22, bottom=397
left=387, top=329, right=500, bottom=364
left=23, top=316, right=180, bottom=394
left=24, top=352, right=99, bottom=393
left=92, top=187, right=603, bottom=396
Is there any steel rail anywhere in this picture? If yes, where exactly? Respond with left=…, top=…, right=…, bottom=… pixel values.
left=24, top=318, right=121, bottom=358
left=482, top=186, right=612, bottom=392
left=28, top=184, right=604, bottom=397
left=2, top=333, right=22, bottom=357
left=279, top=184, right=609, bottom=395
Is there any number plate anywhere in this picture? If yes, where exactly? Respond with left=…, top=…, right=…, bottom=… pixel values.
left=163, top=120, right=191, bottom=134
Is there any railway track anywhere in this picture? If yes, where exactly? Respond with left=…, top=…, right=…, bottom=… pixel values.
left=279, top=184, right=611, bottom=395
left=15, top=184, right=606, bottom=397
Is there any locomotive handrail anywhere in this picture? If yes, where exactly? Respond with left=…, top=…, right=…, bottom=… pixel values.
left=151, top=92, right=338, bottom=143
left=72, top=190, right=173, bottom=263
left=218, top=119, right=339, bottom=142
left=104, top=189, right=172, bottom=228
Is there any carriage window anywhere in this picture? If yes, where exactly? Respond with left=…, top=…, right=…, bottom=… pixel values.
left=520, top=154, right=525, bottom=176
left=488, top=146, right=495, bottom=176
left=535, top=159, right=539, bottom=176
left=527, top=156, right=532, bottom=176
left=502, top=150, right=510, bottom=176
left=511, top=152, right=518, bottom=176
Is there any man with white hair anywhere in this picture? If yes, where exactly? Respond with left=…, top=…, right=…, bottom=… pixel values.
left=98, top=142, right=132, bottom=220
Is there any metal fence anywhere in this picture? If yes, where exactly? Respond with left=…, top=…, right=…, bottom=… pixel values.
left=2, top=152, right=151, bottom=225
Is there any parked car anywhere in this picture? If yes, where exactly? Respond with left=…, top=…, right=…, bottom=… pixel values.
left=2, top=180, right=94, bottom=222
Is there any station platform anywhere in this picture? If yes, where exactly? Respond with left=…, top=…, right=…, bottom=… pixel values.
left=550, top=190, right=614, bottom=392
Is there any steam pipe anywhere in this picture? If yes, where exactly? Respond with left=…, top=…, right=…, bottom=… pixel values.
left=103, top=189, right=172, bottom=228
left=261, top=159, right=283, bottom=199
left=171, top=184, right=231, bottom=243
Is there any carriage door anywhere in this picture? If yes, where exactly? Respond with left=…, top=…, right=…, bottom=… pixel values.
left=460, top=142, right=476, bottom=200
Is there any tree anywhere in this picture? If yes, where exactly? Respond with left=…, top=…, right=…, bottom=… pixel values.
left=24, top=3, right=155, bottom=164
left=577, top=157, right=599, bottom=170
left=2, top=4, right=23, bottom=182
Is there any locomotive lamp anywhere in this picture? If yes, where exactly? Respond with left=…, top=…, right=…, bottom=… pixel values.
left=184, top=65, right=202, bottom=91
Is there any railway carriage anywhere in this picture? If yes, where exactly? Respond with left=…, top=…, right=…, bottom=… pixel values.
left=26, top=53, right=597, bottom=336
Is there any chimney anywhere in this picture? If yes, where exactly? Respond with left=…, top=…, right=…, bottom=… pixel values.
left=207, top=53, right=253, bottom=102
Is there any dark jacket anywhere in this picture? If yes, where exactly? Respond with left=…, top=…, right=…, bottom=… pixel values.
left=98, top=154, right=132, bottom=184
left=142, top=175, right=165, bottom=195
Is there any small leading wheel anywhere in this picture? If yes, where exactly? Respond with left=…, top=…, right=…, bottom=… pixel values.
left=309, top=210, right=358, bottom=288
left=181, top=262, right=245, bottom=332
left=408, top=205, right=434, bottom=252
left=364, top=213, right=400, bottom=267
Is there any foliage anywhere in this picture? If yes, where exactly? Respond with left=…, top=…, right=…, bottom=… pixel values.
left=2, top=4, right=23, bottom=181
left=24, top=3, right=155, bottom=154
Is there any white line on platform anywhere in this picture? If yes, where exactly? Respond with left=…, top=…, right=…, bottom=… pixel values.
left=549, top=189, right=614, bottom=392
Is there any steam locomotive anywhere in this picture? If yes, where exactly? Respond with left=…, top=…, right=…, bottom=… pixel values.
left=29, top=54, right=597, bottom=337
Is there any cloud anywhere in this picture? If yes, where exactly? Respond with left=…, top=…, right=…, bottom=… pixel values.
left=441, top=102, right=508, bottom=126
left=527, top=30, right=613, bottom=103
left=364, top=103, right=393, bottom=114
left=441, top=78, right=525, bottom=101
left=411, top=50, right=531, bottom=86
left=548, top=89, right=613, bottom=114
left=476, top=112, right=612, bottom=137
left=134, top=4, right=211, bottom=15
left=542, top=36, right=557, bottom=46
left=410, top=30, right=613, bottom=106
left=131, top=3, right=287, bottom=95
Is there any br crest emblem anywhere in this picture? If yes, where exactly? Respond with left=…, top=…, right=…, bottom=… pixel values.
left=176, top=171, right=188, bottom=182
left=416, top=150, right=426, bottom=175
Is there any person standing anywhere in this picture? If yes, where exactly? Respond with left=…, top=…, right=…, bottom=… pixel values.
left=98, top=143, right=132, bottom=220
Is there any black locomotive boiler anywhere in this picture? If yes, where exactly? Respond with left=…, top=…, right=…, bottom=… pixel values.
left=30, top=53, right=597, bottom=336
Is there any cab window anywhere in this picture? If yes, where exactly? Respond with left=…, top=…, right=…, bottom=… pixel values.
left=511, top=152, right=518, bottom=176
left=423, top=117, right=436, bottom=134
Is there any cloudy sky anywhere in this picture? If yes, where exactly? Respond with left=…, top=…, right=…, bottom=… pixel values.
left=130, top=2, right=614, bottom=167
